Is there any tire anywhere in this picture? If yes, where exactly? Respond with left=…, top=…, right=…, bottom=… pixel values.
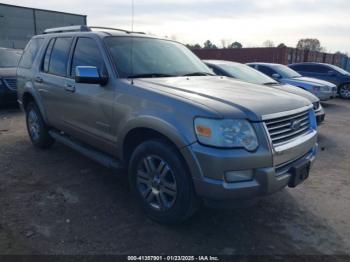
left=25, top=102, right=55, bottom=148
left=129, top=139, right=199, bottom=224
left=339, top=83, right=350, bottom=99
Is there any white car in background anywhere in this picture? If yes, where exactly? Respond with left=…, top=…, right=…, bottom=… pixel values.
left=205, top=60, right=326, bottom=124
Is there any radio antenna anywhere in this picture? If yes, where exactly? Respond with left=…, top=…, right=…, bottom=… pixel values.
left=131, top=0, right=134, bottom=32
left=130, top=0, right=135, bottom=84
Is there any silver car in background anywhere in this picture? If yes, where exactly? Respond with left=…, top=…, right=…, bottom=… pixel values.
left=248, top=62, right=337, bottom=101
left=204, top=60, right=325, bottom=124
left=0, top=48, right=23, bottom=106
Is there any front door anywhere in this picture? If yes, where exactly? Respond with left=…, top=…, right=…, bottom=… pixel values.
left=60, top=37, right=116, bottom=154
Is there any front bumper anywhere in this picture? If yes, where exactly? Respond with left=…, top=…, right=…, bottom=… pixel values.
left=314, top=90, right=332, bottom=101
left=183, top=130, right=318, bottom=201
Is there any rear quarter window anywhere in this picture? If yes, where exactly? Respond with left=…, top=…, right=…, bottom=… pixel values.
left=18, top=38, right=44, bottom=69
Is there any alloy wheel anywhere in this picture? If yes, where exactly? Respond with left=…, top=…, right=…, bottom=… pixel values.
left=27, top=109, right=40, bottom=141
left=340, top=84, right=350, bottom=98
left=136, top=155, right=177, bottom=211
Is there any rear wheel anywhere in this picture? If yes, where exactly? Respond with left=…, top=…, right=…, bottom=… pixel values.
left=26, top=102, right=54, bottom=148
left=339, top=84, right=350, bottom=99
left=129, top=139, right=199, bottom=224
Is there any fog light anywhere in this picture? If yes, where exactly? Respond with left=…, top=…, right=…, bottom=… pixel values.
left=224, top=170, right=253, bottom=183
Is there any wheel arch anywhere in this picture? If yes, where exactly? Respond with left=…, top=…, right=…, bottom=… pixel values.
left=118, top=117, right=195, bottom=164
left=21, top=90, right=49, bottom=123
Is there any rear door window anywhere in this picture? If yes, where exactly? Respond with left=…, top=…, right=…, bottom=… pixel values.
left=18, top=38, right=44, bottom=69
left=301, top=65, right=328, bottom=73
left=45, top=37, right=73, bottom=77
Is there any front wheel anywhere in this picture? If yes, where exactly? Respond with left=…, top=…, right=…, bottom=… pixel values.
left=339, top=84, right=350, bottom=99
left=129, top=140, right=199, bottom=224
left=26, top=102, right=55, bottom=148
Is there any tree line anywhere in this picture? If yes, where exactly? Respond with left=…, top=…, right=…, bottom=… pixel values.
left=186, top=38, right=346, bottom=55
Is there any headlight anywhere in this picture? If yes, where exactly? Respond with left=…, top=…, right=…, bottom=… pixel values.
left=312, top=101, right=320, bottom=110
left=194, top=118, right=259, bottom=151
left=313, top=86, right=329, bottom=92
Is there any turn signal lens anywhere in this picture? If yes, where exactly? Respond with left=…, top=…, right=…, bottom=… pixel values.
left=195, top=125, right=212, bottom=137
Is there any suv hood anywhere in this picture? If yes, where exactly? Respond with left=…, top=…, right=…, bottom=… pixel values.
left=272, top=83, right=319, bottom=103
left=283, top=76, right=336, bottom=87
left=0, top=67, right=17, bottom=78
left=136, top=76, right=310, bottom=121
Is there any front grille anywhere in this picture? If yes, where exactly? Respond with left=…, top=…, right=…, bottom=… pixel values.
left=265, top=110, right=311, bottom=147
left=3, top=78, right=17, bottom=91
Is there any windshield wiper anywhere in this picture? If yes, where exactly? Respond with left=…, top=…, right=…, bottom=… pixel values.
left=127, top=73, right=175, bottom=78
left=181, top=72, right=215, bottom=76
left=263, top=82, right=279, bottom=86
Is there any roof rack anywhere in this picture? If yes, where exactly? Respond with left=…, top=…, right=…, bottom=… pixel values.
left=43, top=25, right=91, bottom=34
left=89, top=26, right=145, bottom=34
left=42, top=25, right=145, bottom=35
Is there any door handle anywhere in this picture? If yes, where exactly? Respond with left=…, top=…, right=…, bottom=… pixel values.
left=64, top=83, right=76, bottom=92
left=35, top=76, right=43, bottom=83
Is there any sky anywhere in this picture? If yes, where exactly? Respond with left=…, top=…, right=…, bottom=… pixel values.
left=3, top=0, right=350, bottom=53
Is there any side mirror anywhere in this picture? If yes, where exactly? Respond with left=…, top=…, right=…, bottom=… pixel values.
left=272, top=73, right=281, bottom=79
left=75, top=66, right=107, bottom=85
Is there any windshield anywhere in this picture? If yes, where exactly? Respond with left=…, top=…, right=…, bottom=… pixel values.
left=328, top=64, right=350, bottom=75
left=105, top=36, right=212, bottom=78
left=272, top=64, right=301, bottom=78
left=0, top=49, right=23, bottom=67
left=219, top=63, right=278, bottom=85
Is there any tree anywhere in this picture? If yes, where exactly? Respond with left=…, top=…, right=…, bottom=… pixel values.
left=296, top=38, right=324, bottom=52
left=277, top=43, right=287, bottom=48
left=228, top=41, right=243, bottom=48
left=263, top=40, right=275, bottom=47
left=203, top=40, right=217, bottom=49
left=186, top=43, right=202, bottom=49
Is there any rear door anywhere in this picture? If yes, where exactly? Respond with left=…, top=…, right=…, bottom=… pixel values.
left=36, top=36, right=74, bottom=130
left=61, top=36, right=116, bottom=153
left=294, top=64, right=339, bottom=85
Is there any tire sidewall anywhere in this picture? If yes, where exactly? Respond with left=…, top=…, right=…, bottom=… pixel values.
left=339, top=84, right=350, bottom=99
left=25, top=103, right=53, bottom=148
left=129, top=140, right=196, bottom=224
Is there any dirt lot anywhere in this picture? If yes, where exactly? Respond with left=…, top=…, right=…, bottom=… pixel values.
left=0, top=99, right=349, bottom=256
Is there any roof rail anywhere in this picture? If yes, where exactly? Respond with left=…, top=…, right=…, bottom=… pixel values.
left=43, top=25, right=91, bottom=34
left=42, top=25, right=146, bottom=35
left=89, top=26, right=145, bottom=34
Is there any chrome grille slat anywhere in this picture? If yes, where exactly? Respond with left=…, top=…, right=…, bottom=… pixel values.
left=3, top=78, right=17, bottom=91
left=265, top=111, right=308, bottom=126
left=267, top=115, right=309, bottom=130
left=271, top=125, right=309, bottom=142
left=264, top=109, right=311, bottom=147
left=269, top=120, right=309, bottom=137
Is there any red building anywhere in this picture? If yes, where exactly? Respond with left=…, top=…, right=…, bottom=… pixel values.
left=192, top=46, right=348, bottom=68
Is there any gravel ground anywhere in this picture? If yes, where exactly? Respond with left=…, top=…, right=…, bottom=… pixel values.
left=0, top=99, right=349, bottom=256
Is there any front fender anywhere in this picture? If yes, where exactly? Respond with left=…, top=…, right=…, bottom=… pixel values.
left=116, top=115, right=196, bottom=159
